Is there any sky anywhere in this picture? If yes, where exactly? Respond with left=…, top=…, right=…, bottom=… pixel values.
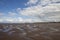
left=0, top=0, right=60, bottom=23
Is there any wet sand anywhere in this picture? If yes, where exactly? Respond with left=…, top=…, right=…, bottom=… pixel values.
left=0, top=22, right=60, bottom=40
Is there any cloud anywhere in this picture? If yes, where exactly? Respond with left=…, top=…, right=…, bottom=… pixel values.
left=52, top=0, right=60, bottom=2
left=0, top=13, right=4, bottom=16
left=26, top=0, right=60, bottom=5
left=8, top=12, right=17, bottom=16
left=26, top=0, right=38, bottom=5
left=0, top=0, right=60, bottom=23
left=17, top=0, right=60, bottom=22
left=0, top=17, right=39, bottom=23
left=0, top=19, right=4, bottom=22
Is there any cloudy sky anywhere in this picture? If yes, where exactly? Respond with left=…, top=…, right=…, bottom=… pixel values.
left=0, top=0, right=60, bottom=23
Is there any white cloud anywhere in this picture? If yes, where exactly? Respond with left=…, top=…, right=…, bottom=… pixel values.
left=42, top=4, right=60, bottom=14
left=0, top=17, right=39, bottom=23
left=18, top=17, right=41, bottom=23
left=5, top=17, right=24, bottom=23
left=0, top=0, right=60, bottom=23
left=17, top=0, right=60, bottom=22
left=18, top=5, right=44, bottom=17
left=0, top=13, right=4, bottom=16
left=26, top=0, right=60, bottom=6
left=8, top=12, right=17, bottom=16
left=0, top=19, right=4, bottom=22
left=26, top=0, right=38, bottom=5
left=52, top=0, right=60, bottom=2
left=6, top=18, right=15, bottom=22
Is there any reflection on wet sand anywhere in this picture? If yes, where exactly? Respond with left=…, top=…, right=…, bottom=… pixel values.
left=0, top=22, right=60, bottom=40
